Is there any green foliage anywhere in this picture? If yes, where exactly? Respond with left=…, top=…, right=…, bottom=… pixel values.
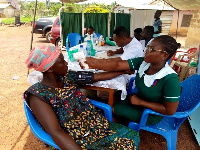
left=21, top=16, right=38, bottom=23
left=63, top=3, right=83, bottom=13
left=18, top=1, right=116, bottom=16
left=1, top=1, right=116, bottom=25
left=1, top=16, right=38, bottom=24
left=84, top=5, right=109, bottom=13
left=2, top=18, right=15, bottom=24
left=49, top=2, right=62, bottom=15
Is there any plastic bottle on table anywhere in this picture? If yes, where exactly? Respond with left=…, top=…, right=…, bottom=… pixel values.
left=66, top=37, right=69, bottom=51
left=98, top=35, right=103, bottom=46
left=86, top=40, right=91, bottom=57
left=79, top=44, right=83, bottom=52
left=92, top=32, right=98, bottom=45
left=79, top=44, right=86, bottom=56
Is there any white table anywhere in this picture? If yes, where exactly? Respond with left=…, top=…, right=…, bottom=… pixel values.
left=64, top=43, right=131, bottom=101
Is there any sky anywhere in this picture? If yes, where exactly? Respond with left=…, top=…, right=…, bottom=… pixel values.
left=32, top=0, right=153, bottom=6
left=78, top=0, right=153, bottom=5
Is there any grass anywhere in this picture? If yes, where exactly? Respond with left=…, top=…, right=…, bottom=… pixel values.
left=1, top=16, right=39, bottom=25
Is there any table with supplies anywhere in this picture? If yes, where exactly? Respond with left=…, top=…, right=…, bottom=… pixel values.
left=65, top=43, right=133, bottom=107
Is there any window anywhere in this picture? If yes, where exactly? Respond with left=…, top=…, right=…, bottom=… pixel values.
left=181, top=15, right=192, bottom=27
left=56, top=19, right=60, bottom=25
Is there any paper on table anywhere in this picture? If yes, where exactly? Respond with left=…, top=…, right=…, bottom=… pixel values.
left=73, top=52, right=89, bottom=69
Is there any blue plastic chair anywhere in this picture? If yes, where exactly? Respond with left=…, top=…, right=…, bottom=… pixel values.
left=95, top=33, right=101, bottom=38
left=67, top=33, right=82, bottom=48
left=168, top=58, right=171, bottom=65
left=128, top=74, right=200, bottom=150
left=23, top=99, right=112, bottom=149
left=127, top=77, right=138, bottom=94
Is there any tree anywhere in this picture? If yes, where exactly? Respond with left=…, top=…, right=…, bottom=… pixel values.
left=84, top=5, right=109, bottom=13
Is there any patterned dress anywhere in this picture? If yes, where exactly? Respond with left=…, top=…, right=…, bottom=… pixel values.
left=24, top=73, right=139, bottom=149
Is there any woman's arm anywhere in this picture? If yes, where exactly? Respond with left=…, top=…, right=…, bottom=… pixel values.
left=84, top=57, right=130, bottom=71
left=29, top=94, right=81, bottom=150
left=130, top=95, right=179, bottom=115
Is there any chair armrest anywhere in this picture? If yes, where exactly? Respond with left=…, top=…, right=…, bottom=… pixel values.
left=144, top=108, right=189, bottom=117
left=176, top=54, right=188, bottom=61
left=90, top=99, right=113, bottom=122
left=140, top=108, right=190, bottom=126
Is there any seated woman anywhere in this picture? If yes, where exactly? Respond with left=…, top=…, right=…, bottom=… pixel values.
left=83, top=35, right=181, bottom=125
left=24, top=46, right=139, bottom=150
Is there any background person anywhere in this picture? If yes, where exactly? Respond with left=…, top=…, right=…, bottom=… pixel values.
left=107, top=26, right=143, bottom=60
left=84, top=26, right=95, bottom=41
left=83, top=35, right=181, bottom=125
left=140, top=26, right=154, bottom=52
left=24, top=45, right=140, bottom=150
left=133, top=28, right=142, bottom=41
left=153, top=10, right=162, bottom=37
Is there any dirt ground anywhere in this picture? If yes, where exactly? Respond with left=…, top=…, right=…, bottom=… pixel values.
left=0, top=24, right=199, bottom=150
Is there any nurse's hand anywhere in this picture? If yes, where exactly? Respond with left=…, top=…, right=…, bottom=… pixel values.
left=79, top=57, right=97, bottom=69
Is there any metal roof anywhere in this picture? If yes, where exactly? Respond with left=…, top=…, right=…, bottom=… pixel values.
left=163, top=0, right=200, bottom=10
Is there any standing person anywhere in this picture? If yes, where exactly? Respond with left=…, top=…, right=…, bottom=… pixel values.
left=24, top=46, right=140, bottom=150
left=107, top=26, right=143, bottom=60
left=140, top=26, right=154, bottom=52
left=83, top=35, right=180, bottom=125
left=133, top=28, right=142, bottom=41
left=153, top=10, right=162, bottom=37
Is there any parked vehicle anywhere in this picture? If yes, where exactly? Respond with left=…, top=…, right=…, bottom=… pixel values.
left=50, top=16, right=61, bottom=46
left=33, top=17, right=56, bottom=42
left=50, top=17, right=86, bottom=47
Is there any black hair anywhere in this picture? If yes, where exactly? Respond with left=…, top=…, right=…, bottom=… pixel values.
left=134, top=28, right=142, bottom=34
left=113, top=26, right=129, bottom=38
left=155, top=10, right=162, bottom=15
left=154, top=35, right=178, bottom=59
left=144, top=26, right=154, bottom=36
left=88, top=26, right=94, bottom=31
left=177, top=43, right=181, bottom=48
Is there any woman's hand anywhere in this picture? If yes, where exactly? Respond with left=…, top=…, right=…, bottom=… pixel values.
left=129, top=95, right=141, bottom=105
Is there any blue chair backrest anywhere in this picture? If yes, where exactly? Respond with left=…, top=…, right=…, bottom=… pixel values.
left=95, top=33, right=101, bottom=38
left=177, top=74, right=200, bottom=113
left=68, top=33, right=82, bottom=47
left=23, top=101, right=60, bottom=149
left=167, top=58, right=171, bottom=65
left=23, top=99, right=112, bottom=149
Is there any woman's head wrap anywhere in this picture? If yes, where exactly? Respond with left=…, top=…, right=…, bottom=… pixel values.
left=26, top=45, right=61, bottom=72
